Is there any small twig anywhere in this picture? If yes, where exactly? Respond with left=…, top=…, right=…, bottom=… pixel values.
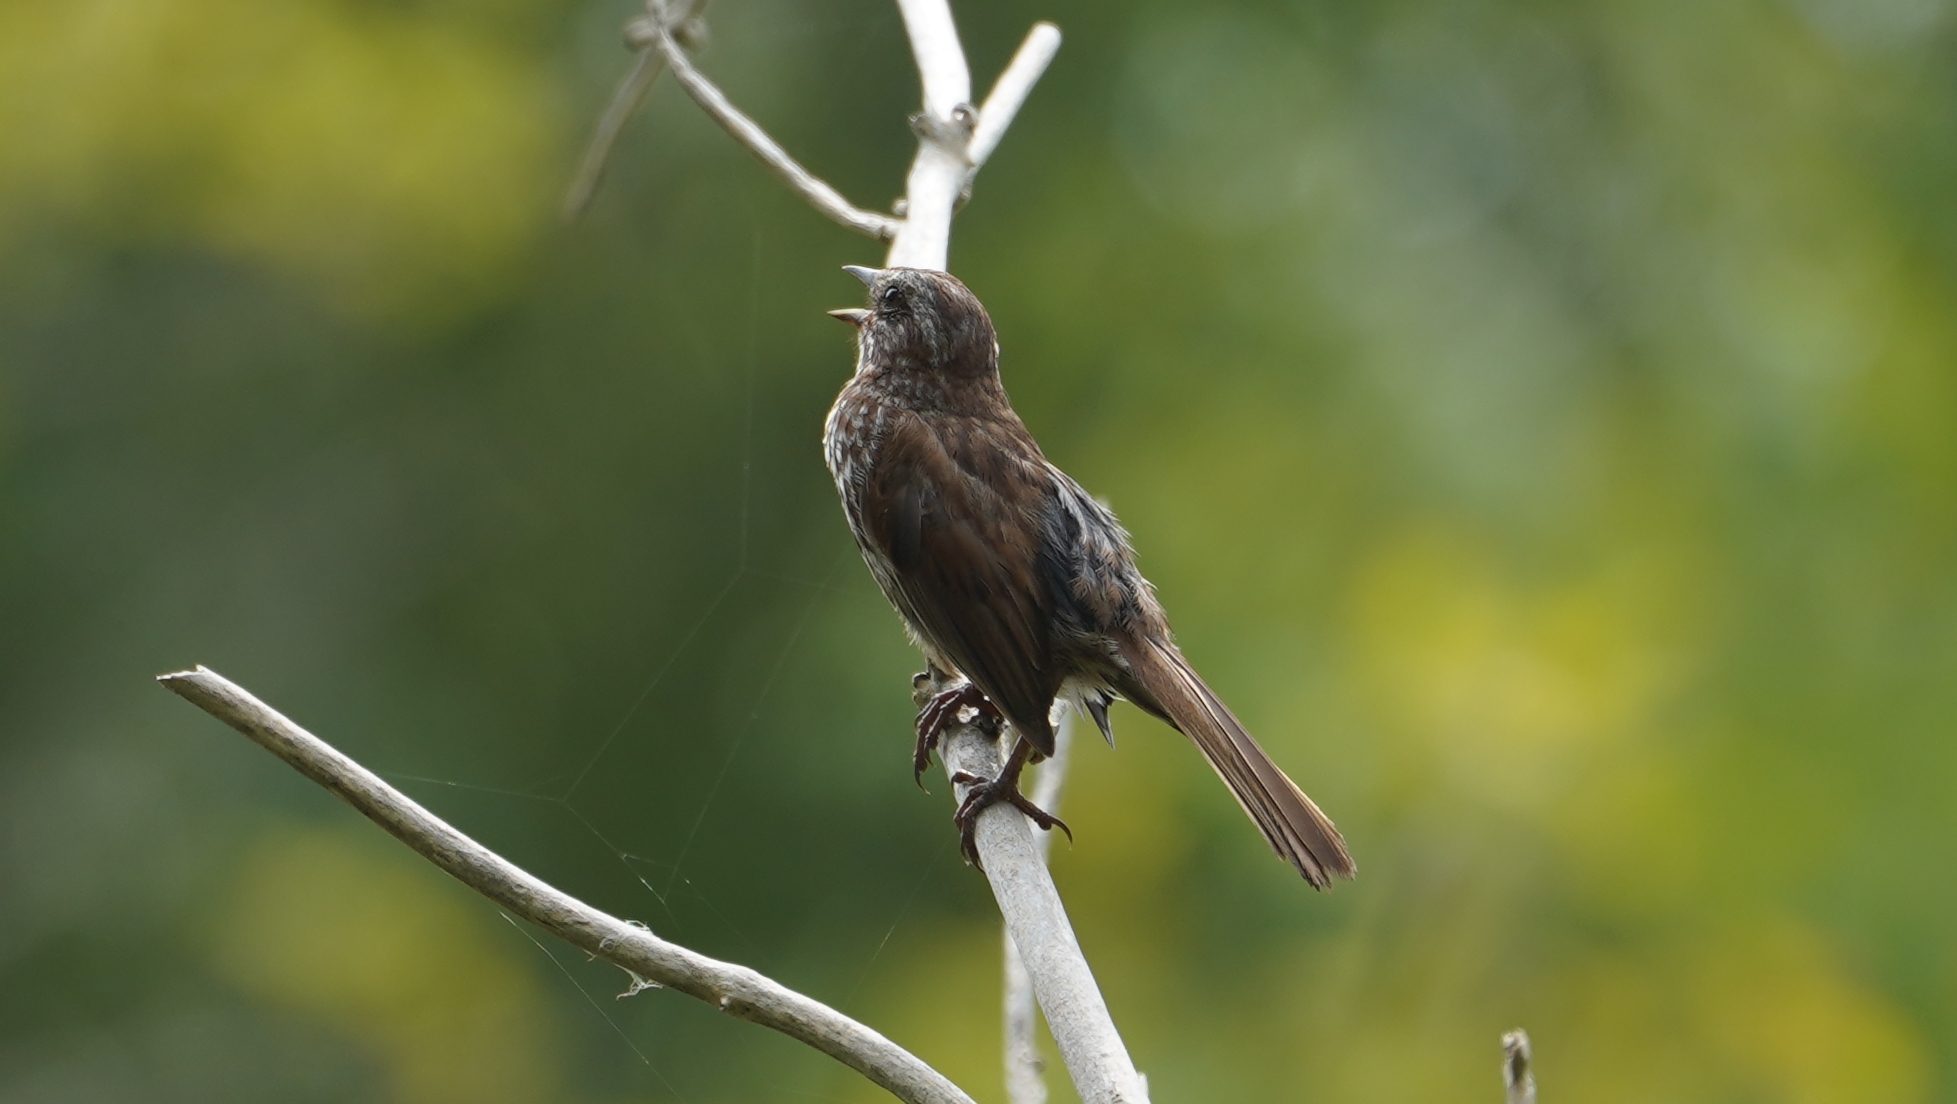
left=158, top=666, right=976, bottom=1104
left=640, top=17, right=898, bottom=240
left=883, top=4, right=1119, bottom=1096
left=1003, top=711, right=1073, bottom=1104
left=563, top=46, right=666, bottom=220
left=1503, top=1029, right=1537, bottom=1104
left=563, top=0, right=709, bottom=220
left=921, top=675, right=1148, bottom=1104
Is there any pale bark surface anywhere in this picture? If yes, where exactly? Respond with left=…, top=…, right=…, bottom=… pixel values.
left=159, top=667, right=978, bottom=1104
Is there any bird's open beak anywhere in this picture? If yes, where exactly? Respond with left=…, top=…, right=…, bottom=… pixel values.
left=842, top=265, right=882, bottom=288
left=827, top=308, right=870, bottom=328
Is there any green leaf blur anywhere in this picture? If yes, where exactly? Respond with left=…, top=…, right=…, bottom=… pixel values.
left=3, top=0, right=1953, bottom=1101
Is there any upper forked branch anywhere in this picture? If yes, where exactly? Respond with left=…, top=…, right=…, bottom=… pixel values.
left=566, top=0, right=1060, bottom=260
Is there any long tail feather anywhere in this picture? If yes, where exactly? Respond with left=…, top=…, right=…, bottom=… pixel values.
left=1118, top=638, right=1354, bottom=888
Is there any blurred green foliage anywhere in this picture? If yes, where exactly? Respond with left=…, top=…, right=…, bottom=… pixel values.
left=3, top=0, right=1954, bottom=1100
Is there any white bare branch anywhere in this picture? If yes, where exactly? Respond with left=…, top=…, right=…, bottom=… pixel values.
left=894, top=0, right=971, bottom=120
left=881, top=0, right=975, bottom=270
left=1003, top=711, right=1073, bottom=1104
left=638, top=16, right=899, bottom=240
left=970, top=23, right=1063, bottom=172
left=581, top=1, right=1057, bottom=268
left=158, top=666, right=976, bottom=1104
left=880, top=5, right=1144, bottom=1098
left=883, top=9, right=1063, bottom=269
left=884, top=108, right=971, bottom=269
left=923, top=677, right=1148, bottom=1104
left=568, top=6, right=1107, bottom=1099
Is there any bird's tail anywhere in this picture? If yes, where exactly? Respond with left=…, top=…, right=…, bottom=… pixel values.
left=1118, top=638, right=1355, bottom=888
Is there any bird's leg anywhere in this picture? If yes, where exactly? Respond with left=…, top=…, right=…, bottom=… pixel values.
left=949, top=736, right=1072, bottom=867
left=911, top=674, right=1001, bottom=787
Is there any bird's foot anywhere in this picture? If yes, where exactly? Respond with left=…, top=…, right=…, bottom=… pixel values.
left=912, top=679, right=1001, bottom=788
left=948, top=767, right=1072, bottom=868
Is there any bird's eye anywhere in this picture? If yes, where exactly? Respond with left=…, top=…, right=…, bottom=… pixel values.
left=879, top=286, right=904, bottom=309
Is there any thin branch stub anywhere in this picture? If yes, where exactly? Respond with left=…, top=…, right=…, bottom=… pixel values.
left=563, top=0, right=709, bottom=220
left=1503, top=1029, right=1537, bottom=1104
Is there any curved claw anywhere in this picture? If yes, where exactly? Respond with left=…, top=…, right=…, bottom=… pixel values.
left=912, top=681, right=1001, bottom=787
left=949, top=768, right=1071, bottom=868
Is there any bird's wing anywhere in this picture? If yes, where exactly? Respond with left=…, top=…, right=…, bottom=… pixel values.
left=1032, top=470, right=1154, bottom=635
left=861, top=409, right=1059, bottom=753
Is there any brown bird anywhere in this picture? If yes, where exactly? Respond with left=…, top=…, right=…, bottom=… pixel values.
left=824, top=266, right=1354, bottom=887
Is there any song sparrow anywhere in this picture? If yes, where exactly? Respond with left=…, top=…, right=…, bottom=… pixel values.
left=824, top=266, right=1354, bottom=887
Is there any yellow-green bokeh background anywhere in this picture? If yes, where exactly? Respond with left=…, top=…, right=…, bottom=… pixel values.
left=4, top=0, right=1954, bottom=1100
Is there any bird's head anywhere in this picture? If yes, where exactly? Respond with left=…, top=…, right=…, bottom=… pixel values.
left=829, top=266, right=999, bottom=381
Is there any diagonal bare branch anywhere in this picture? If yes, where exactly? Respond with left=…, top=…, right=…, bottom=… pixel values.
left=158, top=666, right=975, bottom=1104
left=970, top=23, right=1062, bottom=172
left=640, top=17, right=898, bottom=240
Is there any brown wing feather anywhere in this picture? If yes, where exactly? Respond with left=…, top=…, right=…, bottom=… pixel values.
left=859, top=410, right=1061, bottom=753
left=1115, top=636, right=1354, bottom=888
